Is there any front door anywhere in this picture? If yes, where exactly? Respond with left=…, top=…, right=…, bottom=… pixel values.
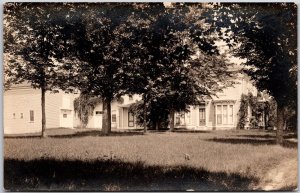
left=111, top=110, right=117, bottom=129
left=199, top=108, right=206, bottom=126
left=94, top=111, right=102, bottom=129
left=60, top=109, right=73, bottom=128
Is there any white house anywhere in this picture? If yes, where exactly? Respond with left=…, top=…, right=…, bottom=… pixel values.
left=73, top=94, right=142, bottom=130
left=4, top=73, right=263, bottom=134
left=4, top=83, right=78, bottom=134
left=174, top=74, right=258, bottom=130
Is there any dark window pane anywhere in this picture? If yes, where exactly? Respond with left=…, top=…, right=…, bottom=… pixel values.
left=95, top=111, right=103, bottom=115
left=30, top=110, right=34, bottom=122
left=128, top=112, right=134, bottom=127
left=112, top=114, right=116, bottom=123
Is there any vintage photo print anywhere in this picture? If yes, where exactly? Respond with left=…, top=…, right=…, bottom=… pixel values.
left=3, top=2, right=297, bottom=191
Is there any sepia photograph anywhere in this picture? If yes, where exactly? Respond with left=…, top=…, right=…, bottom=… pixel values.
left=3, top=2, right=298, bottom=191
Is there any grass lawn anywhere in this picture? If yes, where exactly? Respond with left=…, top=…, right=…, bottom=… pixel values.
left=4, top=129, right=298, bottom=191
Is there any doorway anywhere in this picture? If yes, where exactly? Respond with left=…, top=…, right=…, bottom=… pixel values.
left=199, top=108, right=206, bottom=126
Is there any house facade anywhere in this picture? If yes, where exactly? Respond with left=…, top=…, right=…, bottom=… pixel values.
left=4, top=83, right=78, bottom=134
left=4, top=83, right=143, bottom=134
left=73, top=95, right=142, bottom=130
left=4, top=73, right=261, bottom=134
left=174, top=74, right=258, bottom=130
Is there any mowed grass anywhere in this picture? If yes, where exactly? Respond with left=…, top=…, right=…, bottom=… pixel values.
left=4, top=129, right=298, bottom=191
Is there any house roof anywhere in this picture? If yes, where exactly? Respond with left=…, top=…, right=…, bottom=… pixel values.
left=118, top=104, right=133, bottom=108
left=7, top=82, right=32, bottom=90
left=212, top=99, right=236, bottom=104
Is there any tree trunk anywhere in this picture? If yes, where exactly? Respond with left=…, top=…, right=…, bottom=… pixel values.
left=102, top=98, right=112, bottom=135
left=143, top=97, right=147, bottom=133
left=155, top=121, right=159, bottom=131
left=169, top=108, right=175, bottom=132
left=41, top=88, right=46, bottom=137
left=276, top=105, right=284, bottom=144
left=158, top=120, right=161, bottom=130
left=264, top=103, right=268, bottom=130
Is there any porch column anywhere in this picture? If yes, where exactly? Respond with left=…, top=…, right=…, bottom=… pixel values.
left=120, top=108, right=123, bottom=129
left=214, top=104, right=217, bottom=128
left=196, top=106, right=199, bottom=127
left=205, top=102, right=209, bottom=127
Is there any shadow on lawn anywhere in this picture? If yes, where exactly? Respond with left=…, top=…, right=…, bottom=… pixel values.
left=48, top=130, right=144, bottom=138
left=4, top=132, right=44, bottom=139
left=4, top=158, right=257, bottom=191
left=172, top=128, right=212, bottom=133
left=174, top=130, right=212, bottom=134
left=236, top=134, right=276, bottom=139
left=236, top=133, right=297, bottom=139
left=207, top=138, right=297, bottom=148
left=147, top=129, right=211, bottom=134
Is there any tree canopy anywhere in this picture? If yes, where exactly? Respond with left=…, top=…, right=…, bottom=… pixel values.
left=4, top=3, right=295, bottom=138
left=125, top=3, right=236, bottom=130
left=4, top=3, right=75, bottom=136
left=211, top=3, right=297, bottom=142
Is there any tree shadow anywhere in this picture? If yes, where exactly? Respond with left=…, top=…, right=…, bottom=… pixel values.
left=236, top=133, right=297, bottom=139
left=173, top=128, right=212, bottom=133
left=174, top=130, right=212, bottom=134
left=48, top=130, right=145, bottom=138
left=236, top=134, right=276, bottom=139
left=284, top=133, right=298, bottom=139
left=4, top=158, right=258, bottom=191
left=4, top=132, right=43, bottom=139
left=147, top=129, right=211, bottom=134
left=4, top=128, right=146, bottom=139
left=282, top=140, right=298, bottom=148
left=206, top=138, right=297, bottom=148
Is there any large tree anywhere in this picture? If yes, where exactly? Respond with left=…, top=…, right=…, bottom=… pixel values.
left=127, top=3, right=235, bottom=131
left=223, top=3, right=297, bottom=143
left=4, top=3, right=70, bottom=137
left=59, top=3, right=139, bottom=134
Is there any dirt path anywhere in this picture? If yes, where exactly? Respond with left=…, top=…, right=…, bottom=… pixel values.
left=258, top=157, right=298, bottom=191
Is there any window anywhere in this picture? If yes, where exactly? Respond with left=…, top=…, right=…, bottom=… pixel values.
left=20, top=113, right=23, bottom=119
left=180, top=112, right=185, bottom=125
left=129, top=96, right=133, bottom=101
left=199, top=108, right=205, bottom=126
left=216, top=105, right=222, bottom=124
left=223, top=105, right=228, bottom=124
left=216, top=104, right=234, bottom=125
left=229, top=105, right=234, bottom=124
left=30, top=110, right=34, bottom=122
left=63, top=114, right=67, bottom=118
left=186, top=111, right=191, bottom=124
left=13, top=113, right=16, bottom=119
left=112, top=114, right=116, bottom=123
left=95, top=111, right=103, bottom=115
left=128, top=112, right=134, bottom=127
left=175, top=115, right=180, bottom=125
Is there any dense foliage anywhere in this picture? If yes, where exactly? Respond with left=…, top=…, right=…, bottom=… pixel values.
left=4, top=3, right=76, bottom=136
left=237, top=94, right=249, bottom=130
left=73, top=94, right=102, bottom=128
left=4, top=3, right=296, bottom=138
left=129, top=100, right=170, bottom=130
left=125, top=3, right=236, bottom=131
left=237, top=92, right=277, bottom=130
left=213, top=3, right=297, bottom=143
